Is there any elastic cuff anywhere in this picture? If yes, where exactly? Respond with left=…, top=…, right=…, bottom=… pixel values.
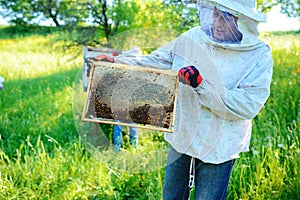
left=197, top=74, right=203, bottom=86
left=191, top=75, right=203, bottom=88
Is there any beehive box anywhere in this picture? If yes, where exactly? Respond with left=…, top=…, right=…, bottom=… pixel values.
left=82, top=61, right=179, bottom=132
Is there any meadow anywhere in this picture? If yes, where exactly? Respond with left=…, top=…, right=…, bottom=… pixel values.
left=0, top=26, right=299, bottom=199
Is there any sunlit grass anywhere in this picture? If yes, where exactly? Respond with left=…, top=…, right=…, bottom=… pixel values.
left=0, top=36, right=81, bottom=80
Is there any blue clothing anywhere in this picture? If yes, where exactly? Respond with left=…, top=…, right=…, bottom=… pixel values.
left=113, top=124, right=138, bottom=152
left=163, top=147, right=235, bottom=200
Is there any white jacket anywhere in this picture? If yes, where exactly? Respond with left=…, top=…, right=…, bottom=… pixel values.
left=114, top=25, right=273, bottom=164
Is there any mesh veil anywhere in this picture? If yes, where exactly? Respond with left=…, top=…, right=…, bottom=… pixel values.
left=197, top=0, right=264, bottom=49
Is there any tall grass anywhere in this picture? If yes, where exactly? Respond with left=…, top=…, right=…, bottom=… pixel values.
left=0, top=27, right=299, bottom=199
left=228, top=32, right=300, bottom=200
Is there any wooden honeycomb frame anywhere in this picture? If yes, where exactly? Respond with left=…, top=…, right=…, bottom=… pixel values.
left=81, top=61, right=179, bottom=133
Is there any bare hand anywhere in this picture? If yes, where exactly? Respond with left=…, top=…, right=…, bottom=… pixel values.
left=94, top=54, right=114, bottom=63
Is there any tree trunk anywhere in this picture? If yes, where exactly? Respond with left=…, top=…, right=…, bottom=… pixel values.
left=50, top=15, right=60, bottom=27
left=48, top=8, right=60, bottom=27
left=101, top=1, right=110, bottom=41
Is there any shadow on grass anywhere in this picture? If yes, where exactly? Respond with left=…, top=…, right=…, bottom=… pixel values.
left=0, top=25, right=101, bottom=46
left=0, top=25, right=58, bottom=39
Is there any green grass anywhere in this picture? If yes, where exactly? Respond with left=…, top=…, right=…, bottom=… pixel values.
left=227, top=31, right=300, bottom=200
left=0, top=27, right=299, bottom=199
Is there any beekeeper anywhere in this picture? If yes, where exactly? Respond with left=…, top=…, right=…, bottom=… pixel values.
left=94, top=0, right=273, bottom=199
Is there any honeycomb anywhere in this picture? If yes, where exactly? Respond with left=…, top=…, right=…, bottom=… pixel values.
left=82, top=61, right=178, bottom=132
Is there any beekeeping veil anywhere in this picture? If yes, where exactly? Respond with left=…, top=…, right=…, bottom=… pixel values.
left=197, top=0, right=266, bottom=50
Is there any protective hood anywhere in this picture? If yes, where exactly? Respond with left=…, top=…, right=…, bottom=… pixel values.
left=206, top=0, right=266, bottom=22
left=197, top=0, right=266, bottom=50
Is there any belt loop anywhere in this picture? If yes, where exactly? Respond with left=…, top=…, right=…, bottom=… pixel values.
left=189, top=157, right=195, bottom=189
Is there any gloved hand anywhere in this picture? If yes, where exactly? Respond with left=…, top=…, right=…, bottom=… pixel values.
left=178, top=66, right=202, bottom=88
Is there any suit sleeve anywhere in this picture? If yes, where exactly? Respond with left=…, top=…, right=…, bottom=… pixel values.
left=195, top=49, right=273, bottom=120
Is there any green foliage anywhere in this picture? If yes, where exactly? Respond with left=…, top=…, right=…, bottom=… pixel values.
left=0, top=0, right=36, bottom=25
left=0, top=27, right=299, bottom=199
left=0, top=0, right=298, bottom=33
left=128, top=0, right=198, bottom=31
left=0, top=0, right=89, bottom=26
left=258, top=0, right=300, bottom=18
left=0, top=0, right=198, bottom=39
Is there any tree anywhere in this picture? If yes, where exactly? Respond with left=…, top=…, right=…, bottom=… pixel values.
left=162, top=0, right=198, bottom=30
left=86, top=0, right=140, bottom=41
left=34, top=0, right=90, bottom=26
left=258, top=0, right=300, bottom=18
left=0, top=0, right=37, bottom=25
left=86, top=0, right=117, bottom=41
left=126, top=0, right=198, bottom=31
left=33, top=0, right=64, bottom=26
left=0, top=0, right=89, bottom=26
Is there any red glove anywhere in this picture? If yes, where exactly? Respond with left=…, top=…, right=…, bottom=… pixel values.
left=178, top=66, right=202, bottom=88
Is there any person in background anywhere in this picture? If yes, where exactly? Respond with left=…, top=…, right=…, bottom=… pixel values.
left=0, top=76, right=4, bottom=90
left=93, top=0, right=273, bottom=199
left=84, top=50, right=139, bottom=152
left=113, top=124, right=138, bottom=152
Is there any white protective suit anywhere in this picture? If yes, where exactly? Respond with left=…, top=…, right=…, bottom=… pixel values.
left=114, top=0, right=273, bottom=164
